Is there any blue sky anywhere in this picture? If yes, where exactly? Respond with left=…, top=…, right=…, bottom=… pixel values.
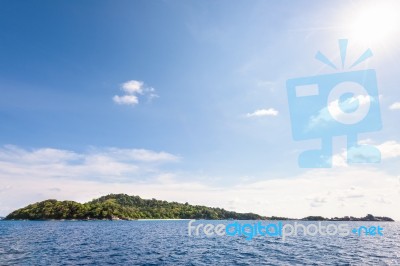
left=1, top=0, right=400, bottom=219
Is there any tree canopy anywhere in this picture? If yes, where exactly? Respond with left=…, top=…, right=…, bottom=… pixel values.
left=5, top=194, right=266, bottom=220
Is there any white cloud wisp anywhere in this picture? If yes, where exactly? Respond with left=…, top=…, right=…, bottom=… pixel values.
left=113, top=80, right=158, bottom=106
left=246, top=108, right=279, bottom=117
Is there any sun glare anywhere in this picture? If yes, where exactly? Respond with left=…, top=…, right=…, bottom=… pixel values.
left=350, top=2, right=400, bottom=45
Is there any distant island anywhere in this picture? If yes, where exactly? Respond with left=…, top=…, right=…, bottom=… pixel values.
left=301, top=214, right=394, bottom=222
left=3, top=194, right=395, bottom=222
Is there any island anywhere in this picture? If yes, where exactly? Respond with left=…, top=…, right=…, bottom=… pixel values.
left=4, top=194, right=265, bottom=220
left=3, top=194, right=395, bottom=222
left=301, top=214, right=394, bottom=222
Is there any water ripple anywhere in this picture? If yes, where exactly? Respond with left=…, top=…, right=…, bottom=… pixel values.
left=0, top=221, right=399, bottom=265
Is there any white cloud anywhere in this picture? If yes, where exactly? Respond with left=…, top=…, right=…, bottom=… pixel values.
left=327, top=95, right=371, bottom=124
left=96, top=148, right=180, bottom=163
left=308, top=95, right=373, bottom=130
left=376, top=141, right=400, bottom=159
left=145, top=87, right=159, bottom=102
left=306, top=196, right=327, bottom=207
left=0, top=145, right=179, bottom=184
left=121, top=80, right=143, bottom=94
left=331, top=140, right=400, bottom=167
left=113, top=80, right=158, bottom=106
left=229, top=168, right=400, bottom=220
left=113, top=95, right=139, bottom=105
left=246, top=108, right=278, bottom=117
left=389, top=102, right=400, bottom=110
left=1, top=145, right=399, bottom=221
left=0, top=145, right=81, bottom=164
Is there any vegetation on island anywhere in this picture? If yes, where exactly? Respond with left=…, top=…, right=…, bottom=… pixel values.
left=4, top=194, right=265, bottom=220
left=3, top=194, right=395, bottom=221
left=302, top=214, right=394, bottom=222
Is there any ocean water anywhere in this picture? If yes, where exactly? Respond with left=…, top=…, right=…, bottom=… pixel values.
left=0, top=220, right=399, bottom=265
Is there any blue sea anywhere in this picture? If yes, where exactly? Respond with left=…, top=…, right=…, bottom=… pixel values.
left=0, top=220, right=399, bottom=265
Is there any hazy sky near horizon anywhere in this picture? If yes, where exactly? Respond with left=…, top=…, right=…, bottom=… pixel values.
left=1, top=0, right=400, bottom=219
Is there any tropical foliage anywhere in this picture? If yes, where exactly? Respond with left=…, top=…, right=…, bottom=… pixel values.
left=5, top=194, right=266, bottom=220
